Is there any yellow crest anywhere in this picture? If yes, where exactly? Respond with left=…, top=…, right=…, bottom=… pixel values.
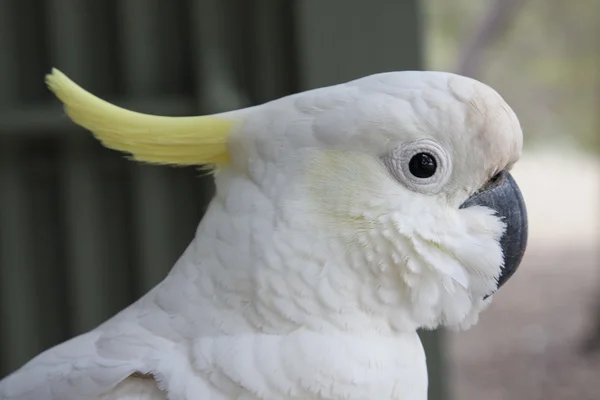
left=45, top=68, right=235, bottom=166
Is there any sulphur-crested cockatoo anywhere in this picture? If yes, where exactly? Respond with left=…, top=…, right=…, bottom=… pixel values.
left=0, top=68, right=528, bottom=400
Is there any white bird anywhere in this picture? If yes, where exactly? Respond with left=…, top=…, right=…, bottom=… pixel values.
left=0, top=69, right=528, bottom=400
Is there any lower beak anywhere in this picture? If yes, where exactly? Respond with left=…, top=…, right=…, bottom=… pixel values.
left=459, top=170, right=528, bottom=296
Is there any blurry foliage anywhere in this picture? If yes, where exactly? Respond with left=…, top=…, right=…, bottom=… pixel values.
left=424, top=0, right=600, bottom=153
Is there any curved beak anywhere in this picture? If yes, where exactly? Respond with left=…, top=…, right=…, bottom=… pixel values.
left=459, top=170, right=528, bottom=297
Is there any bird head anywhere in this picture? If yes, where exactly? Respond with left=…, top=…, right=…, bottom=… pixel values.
left=46, top=69, right=527, bottom=332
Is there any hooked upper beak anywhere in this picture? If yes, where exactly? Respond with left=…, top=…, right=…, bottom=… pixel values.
left=459, top=170, right=528, bottom=297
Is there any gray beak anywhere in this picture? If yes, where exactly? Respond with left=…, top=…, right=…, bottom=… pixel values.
left=459, top=171, right=528, bottom=297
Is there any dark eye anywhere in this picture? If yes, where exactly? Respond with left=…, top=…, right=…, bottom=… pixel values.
left=408, top=152, right=437, bottom=178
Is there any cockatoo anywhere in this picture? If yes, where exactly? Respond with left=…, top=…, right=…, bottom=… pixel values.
left=0, top=68, right=527, bottom=400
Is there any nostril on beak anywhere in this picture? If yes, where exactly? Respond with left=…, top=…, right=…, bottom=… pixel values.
left=481, top=171, right=506, bottom=192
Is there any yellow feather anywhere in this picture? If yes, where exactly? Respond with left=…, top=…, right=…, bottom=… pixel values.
left=45, top=68, right=235, bottom=166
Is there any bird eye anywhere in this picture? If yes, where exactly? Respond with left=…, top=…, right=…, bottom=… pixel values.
left=408, top=152, right=437, bottom=178
left=383, top=139, right=452, bottom=195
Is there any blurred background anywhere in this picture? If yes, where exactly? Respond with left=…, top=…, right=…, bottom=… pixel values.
left=0, top=1, right=598, bottom=399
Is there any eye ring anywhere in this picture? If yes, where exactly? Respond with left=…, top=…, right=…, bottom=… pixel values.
left=383, top=139, right=452, bottom=195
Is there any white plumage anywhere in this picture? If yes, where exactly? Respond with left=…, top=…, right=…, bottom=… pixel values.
left=0, top=70, right=523, bottom=400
